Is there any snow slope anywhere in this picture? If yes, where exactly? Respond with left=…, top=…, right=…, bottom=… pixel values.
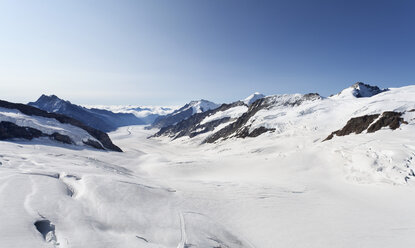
left=1, top=122, right=415, bottom=248
left=153, top=84, right=415, bottom=184
left=243, top=92, right=265, bottom=105
left=200, top=105, right=248, bottom=125
left=1, top=83, right=415, bottom=248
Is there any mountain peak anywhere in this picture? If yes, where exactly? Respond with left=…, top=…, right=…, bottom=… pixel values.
left=29, top=94, right=69, bottom=112
left=333, top=82, right=389, bottom=98
left=244, top=92, right=265, bottom=105
left=38, top=94, right=61, bottom=101
left=187, top=99, right=219, bottom=114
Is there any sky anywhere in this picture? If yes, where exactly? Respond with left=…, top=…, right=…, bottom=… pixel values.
left=0, top=0, right=414, bottom=105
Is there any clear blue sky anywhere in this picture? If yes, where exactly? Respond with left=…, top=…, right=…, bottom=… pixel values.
left=0, top=0, right=414, bottom=105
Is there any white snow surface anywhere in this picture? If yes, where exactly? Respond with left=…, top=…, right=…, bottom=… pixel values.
left=1, top=85, right=415, bottom=248
left=187, top=100, right=219, bottom=114
left=200, top=105, right=248, bottom=124
left=243, top=92, right=265, bottom=105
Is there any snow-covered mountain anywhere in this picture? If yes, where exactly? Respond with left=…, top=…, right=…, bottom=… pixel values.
left=152, top=83, right=415, bottom=183
left=29, top=95, right=146, bottom=132
left=332, top=82, right=389, bottom=98
left=153, top=93, right=322, bottom=141
left=243, top=92, right=265, bottom=105
left=0, top=100, right=122, bottom=151
left=152, top=101, right=247, bottom=139
left=150, top=99, right=219, bottom=129
left=152, top=83, right=405, bottom=144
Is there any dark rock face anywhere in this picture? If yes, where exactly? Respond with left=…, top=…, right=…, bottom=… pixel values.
left=351, top=82, right=388, bottom=97
left=0, top=100, right=122, bottom=152
left=324, top=114, right=380, bottom=141
left=29, top=95, right=145, bottom=132
left=0, top=121, right=44, bottom=140
left=367, top=111, right=406, bottom=133
left=324, top=111, right=406, bottom=141
left=0, top=121, right=74, bottom=145
left=152, top=102, right=245, bottom=139
left=50, top=132, right=73, bottom=144
left=237, top=126, right=276, bottom=138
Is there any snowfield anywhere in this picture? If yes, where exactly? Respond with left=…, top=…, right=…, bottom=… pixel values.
left=200, top=105, right=248, bottom=125
left=1, top=84, right=415, bottom=248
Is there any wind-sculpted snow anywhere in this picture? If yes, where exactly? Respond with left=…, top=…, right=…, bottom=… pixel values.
left=1, top=122, right=415, bottom=248
left=1, top=83, right=415, bottom=248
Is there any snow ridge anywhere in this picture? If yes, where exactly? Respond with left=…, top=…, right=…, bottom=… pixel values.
left=244, top=92, right=265, bottom=105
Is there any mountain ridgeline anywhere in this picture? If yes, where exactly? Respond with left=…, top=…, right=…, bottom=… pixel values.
left=150, top=82, right=413, bottom=144
left=29, top=95, right=145, bottom=132
left=0, top=82, right=411, bottom=152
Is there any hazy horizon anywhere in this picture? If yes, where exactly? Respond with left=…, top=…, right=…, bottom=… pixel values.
left=1, top=0, right=414, bottom=105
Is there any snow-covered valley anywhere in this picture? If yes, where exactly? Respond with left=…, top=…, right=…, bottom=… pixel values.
left=1, top=83, right=415, bottom=248
left=1, top=121, right=415, bottom=248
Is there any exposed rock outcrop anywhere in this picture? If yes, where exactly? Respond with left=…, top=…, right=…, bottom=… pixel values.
left=0, top=121, right=74, bottom=145
left=236, top=126, right=276, bottom=138
left=324, top=111, right=406, bottom=141
left=0, top=121, right=44, bottom=140
left=367, top=111, right=406, bottom=133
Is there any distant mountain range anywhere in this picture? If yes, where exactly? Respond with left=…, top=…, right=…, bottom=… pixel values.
left=1, top=82, right=409, bottom=154
left=28, top=95, right=147, bottom=132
